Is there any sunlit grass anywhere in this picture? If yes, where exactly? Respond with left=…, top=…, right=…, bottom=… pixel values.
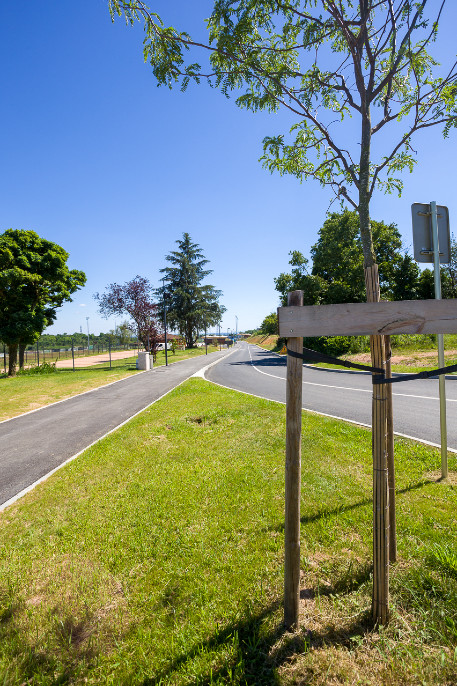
left=0, top=379, right=456, bottom=684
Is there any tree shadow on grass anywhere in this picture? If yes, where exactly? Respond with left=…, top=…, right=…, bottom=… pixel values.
left=0, top=602, right=99, bottom=686
left=140, top=584, right=375, bottom=685
left=270, top=477, right=436, bottom=534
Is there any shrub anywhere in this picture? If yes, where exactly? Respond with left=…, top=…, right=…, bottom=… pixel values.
left=17, top=362, right=58, bottom=375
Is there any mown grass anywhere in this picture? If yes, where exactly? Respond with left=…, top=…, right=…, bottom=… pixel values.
left=0, top=347, right=208, bottom=422
left=0, top=379, right=457, bottom=684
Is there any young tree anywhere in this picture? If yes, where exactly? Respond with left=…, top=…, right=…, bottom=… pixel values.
left=109, top=0, right=457, bottom=626
left=109, top=1, right=456, bottom=275
left=0, top=229, right=86, bottom=376
left=158, top=233, right=226, bottom=348
left=95, top=276, right=162, bottom=352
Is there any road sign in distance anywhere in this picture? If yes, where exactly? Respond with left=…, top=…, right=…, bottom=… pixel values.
left=411, top=202, right=450, bottom=264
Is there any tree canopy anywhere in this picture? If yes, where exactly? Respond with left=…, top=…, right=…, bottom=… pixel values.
left=274, top=211, right=420, bottom=305
left=110, top=0, right=457, bottom=274
left=0, top=229, right=86, bottom=375
left=260, top=312, right=278, bottom=336
left=158, top=233, right=225, bottom=348
left=95, top=275, right=161, bottom=352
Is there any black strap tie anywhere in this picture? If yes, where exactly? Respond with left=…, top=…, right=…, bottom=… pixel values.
left=286, top=347, right=457, bottom=385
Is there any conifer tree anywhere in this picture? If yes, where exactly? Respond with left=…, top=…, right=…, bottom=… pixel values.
left=158, top=233, right=225, bottom=348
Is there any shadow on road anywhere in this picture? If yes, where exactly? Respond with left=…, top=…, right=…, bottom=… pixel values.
left=230, top=352, right=287, bottom=368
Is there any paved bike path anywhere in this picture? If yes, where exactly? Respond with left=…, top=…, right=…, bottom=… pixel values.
left=0, top=350, right=231, bottom=508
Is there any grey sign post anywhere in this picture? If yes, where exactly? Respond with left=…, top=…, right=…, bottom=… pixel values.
left=412, top=202, right=451, bottom=479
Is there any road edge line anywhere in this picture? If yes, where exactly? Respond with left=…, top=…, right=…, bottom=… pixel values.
left=0, top=350, right=223, bottom=426
left=202, top=370, right=457, bottom=455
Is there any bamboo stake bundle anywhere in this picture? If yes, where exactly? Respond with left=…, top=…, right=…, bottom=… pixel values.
left=365, top=265, right=389, bottom=625
left=385, top=335, right=397, bottom=564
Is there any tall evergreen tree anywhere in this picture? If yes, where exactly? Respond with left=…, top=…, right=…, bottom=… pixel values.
left=158, top=234, right=225, bottom=348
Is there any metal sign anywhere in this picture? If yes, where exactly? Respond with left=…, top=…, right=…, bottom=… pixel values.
left=411, top=202, right=450, bottom=263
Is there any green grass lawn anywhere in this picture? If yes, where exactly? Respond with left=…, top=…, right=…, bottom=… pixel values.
left=0, top=348, right=208, bottom=422
left=1, top=379, right=457, bottom=684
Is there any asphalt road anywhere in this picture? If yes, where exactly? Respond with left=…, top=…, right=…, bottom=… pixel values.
left=206, top=342, right=457, bottom=451
left=0, top=349, right=231, bottom=508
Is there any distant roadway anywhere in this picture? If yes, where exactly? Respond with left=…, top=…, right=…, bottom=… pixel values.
left=206, top=342, right=457, bottom=451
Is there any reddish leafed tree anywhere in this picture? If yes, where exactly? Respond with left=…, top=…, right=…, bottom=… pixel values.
left=95, top=275, right=162, bottom=352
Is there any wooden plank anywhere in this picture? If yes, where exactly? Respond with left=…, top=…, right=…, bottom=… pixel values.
left=278, top=299, right=457, bottom=337
left=284, top=290, right=303, bottom=630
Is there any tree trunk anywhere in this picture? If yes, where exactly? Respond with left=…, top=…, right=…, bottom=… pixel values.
left=18, top=342, right=26, bottom=369
left=8, top=343, right=18, bottom=377
left=365, top=266, right=389, bottom=626
left=359, top=112, right=376, bottom=268
left=359, top=106, right=390, bottom=625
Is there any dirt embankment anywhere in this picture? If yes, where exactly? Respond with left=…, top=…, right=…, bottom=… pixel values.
left=348, top=348, right=457, bottom=368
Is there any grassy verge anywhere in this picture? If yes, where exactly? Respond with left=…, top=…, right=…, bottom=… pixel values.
left=0, top=348, right=207, bottom=422
left=1, top=379, right=457, bottom=684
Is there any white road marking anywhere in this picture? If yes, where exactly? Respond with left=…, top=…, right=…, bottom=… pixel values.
left=204, top=354, right=457, bottom=454
left=247, top=345, right=455, bottom=402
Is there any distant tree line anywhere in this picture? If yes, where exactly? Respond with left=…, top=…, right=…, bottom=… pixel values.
left=29, top=326, right=137, bottom=350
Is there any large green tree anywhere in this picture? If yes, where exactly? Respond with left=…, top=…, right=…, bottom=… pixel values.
left=275, top=211, right=420, bottom=305
left=0, top=229, right=86, bottom=376
left=158, top=233, right=225, bottom=348
left=260, top=312, right=278, bottom=335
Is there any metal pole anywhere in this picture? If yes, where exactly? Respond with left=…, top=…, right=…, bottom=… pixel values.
left=162, top=278, right=169, bottom=367
left=431, top=201, right=448, bottom=479
left=37, top=342, right=40, bottom=367
left=109, top=337, right=112, bottom=369
left=86, top=317, right=90, bottom=353
left=71, top=339, right=75, bottom=372
left=3, top=345, right=5, bottom=374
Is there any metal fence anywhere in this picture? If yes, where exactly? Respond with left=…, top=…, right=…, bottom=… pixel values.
left=1, top=343, right=139, bottom=374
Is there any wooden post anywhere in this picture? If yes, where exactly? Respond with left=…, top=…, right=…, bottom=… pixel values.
left=365, top=265, right=389, bottom=625
left=385, top=335, right=397, bottom=563
left=284, top=290, right=304, bottom=630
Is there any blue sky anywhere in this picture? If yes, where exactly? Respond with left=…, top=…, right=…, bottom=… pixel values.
left=1, top=1, right=456, bottom=335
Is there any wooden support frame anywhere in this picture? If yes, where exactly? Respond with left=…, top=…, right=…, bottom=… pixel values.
left=284, top=290, right=303, bottom=630
left=280, top=292, right=457, bottom=628
left=278, top=298, right=457, bottom=338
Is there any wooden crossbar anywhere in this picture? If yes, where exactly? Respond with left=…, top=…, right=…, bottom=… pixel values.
left=278, top=299, right=457, bottom=338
